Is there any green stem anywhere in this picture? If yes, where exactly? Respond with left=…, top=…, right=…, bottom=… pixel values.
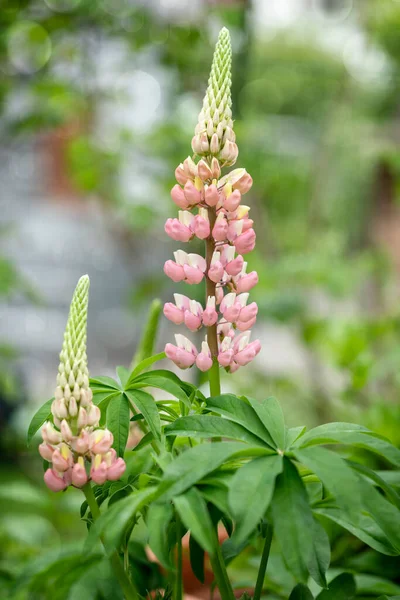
left=175, top=515, right=183, bottom=600
left=208, top=358, right=221, bottom=397
left=253, top=525, right=273, bottom=600
left=208, top=527, right=235, bottom=600
left=82, top=483, right=139, bottom=600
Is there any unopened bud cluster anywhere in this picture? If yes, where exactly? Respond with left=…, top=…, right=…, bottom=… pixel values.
left=39, top=276, right=126, bottom=492
left=163, top=29, right=261, bottom=373
left=191, top=27, right=237, bottom=166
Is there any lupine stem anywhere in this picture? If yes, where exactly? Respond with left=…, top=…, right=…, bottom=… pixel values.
left=82, top=483, right=139, bottom=600
left=206, top=204, right=221, bottom=398
left=253, top=524, right=273, bottom=600
left=208, top=526, right=235, bottom=600
left=175, top=515, right=183, bottom=600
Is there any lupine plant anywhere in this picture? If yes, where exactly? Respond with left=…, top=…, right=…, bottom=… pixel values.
left=26, top=28, right=400, bottom=600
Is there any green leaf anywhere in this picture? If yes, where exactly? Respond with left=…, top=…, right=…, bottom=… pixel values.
left=228, top=455, right=282, bottom=545
left=355, top=575, right=400, bottom=596
left=161, top=442, right=268, bottom=500
left=294, top=422, right=400, bottom=467
left=165, top=415, right=271, bottom=447
left=92, top=390, right=120, bottom=406
left=106, top=393, right=130, bottom=457
left=90, top=376, right=121, bottom=391
left=129, top=352, right=166, bottom=381
left=246, top=396, right=286, bottom=449
left=271, top=458, right=328, bottom=585
left=347, top=461, right=400, bottom=510
left=125, top=389, right=161, bottom=442
left=289, top=584, right=314, bottom=600
left=294, top=447, right=361, bottom=522
left=307, top=518, right=330, bottom=589
left=116, top=366, right=130, bottom=388
left=189, top=534, right=205, bottom=583
left=147, top=502, right=174, bottom=569
left=205, top=394, right=274, bottom=447
left=27, top=398, right=53, bottom=445
left=316, top=573, right=356, bottom=600
left=358, top=476, right=400, bottom=553
left=128, top=370, right=191, bottom=407
left=198, top=484, right=231, bottom=517
left=87, top=487, right=161, bottom=552
left=286, top=426, right=307, bottom=449
left=173, top=488, right=214, bottom=554
left=314, top=506, right=399, bottom=555
left=132, top=431, right=154, bottom=452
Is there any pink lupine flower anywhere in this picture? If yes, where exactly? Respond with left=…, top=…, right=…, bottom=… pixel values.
left=208, top=251, right=225, bottom=283
left=165, top=334, right=198, bottom=369
left=234, top=229, right=256, bottom=255
left=39, top=276, right=127, bottom=493
left=44, top=469, right=69, bottom=492
left=163, top=28, right=260, bottom=374
left=212, top=213, right=229, bottom=242
left=205, top=184, right=219, bottom=207
left=171, top=184, right=190, bottom=209
left=196, top=341, right=213, bottom=372
left=202, top=296, right=218, bottom=326
left=91, top=429, right=114, bottom=455
left=223, top=189, right=242, bottom=212
left=71, top=458, right=88, bottom=488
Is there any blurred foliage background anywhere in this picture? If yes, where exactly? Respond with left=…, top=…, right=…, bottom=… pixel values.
left=2, top=0, right=400, bottom=597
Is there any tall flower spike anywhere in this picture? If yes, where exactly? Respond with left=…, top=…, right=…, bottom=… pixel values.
left=192, top=27, right=238, bottom=166
left=164, top=27, right=260, bottom=374
left=40, top=275, right=126, bottom=492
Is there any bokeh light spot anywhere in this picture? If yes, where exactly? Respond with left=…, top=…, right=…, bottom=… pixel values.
left=311, top=0, right=354, bottom=23
left=7, top=21, right=52, bottom=74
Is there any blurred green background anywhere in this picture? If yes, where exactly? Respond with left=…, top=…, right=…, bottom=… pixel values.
left=2, top=0, right=400, bottom=597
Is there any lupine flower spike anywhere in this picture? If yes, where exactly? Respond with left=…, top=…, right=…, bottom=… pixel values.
left=40, top=275, right=126, bottom=492
left=164, top=28, right=260, bottom=373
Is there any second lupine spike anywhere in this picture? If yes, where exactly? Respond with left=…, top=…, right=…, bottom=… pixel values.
left=164, top=27, right=261, bottom=374
left=40, top=275, right=126, bottom=492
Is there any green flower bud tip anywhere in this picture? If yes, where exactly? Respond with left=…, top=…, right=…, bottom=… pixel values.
left=193, top=27, right=238, bottom=166
left=57, top=275, right=90, bottom=391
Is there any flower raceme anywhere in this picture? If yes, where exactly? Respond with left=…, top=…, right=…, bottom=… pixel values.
left=163, top=28, right=260, bottom=373
left=39, top=276, right=126, bottom=492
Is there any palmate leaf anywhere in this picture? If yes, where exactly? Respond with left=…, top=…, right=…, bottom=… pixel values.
left=355, top=575, right=400, bottom=597
left=358, top=476, right=400, bottom=553
left=316, top=573, right=356, bottom=600
left=27, top=397, right=53, bottom=445
left=228, top=454, right=283, bottom=545
left=128, top=351, right=166, bottom=381
left=271, top=458, right=330, bottom=586
left=125, top=389, right=161, bottom=442
left=86, top=487, right=162, bottom=553
left=198, top=484, right=231, bottom=517
left=314, top=506, right=399, bottom=556
left=128, top=370, right=191, bottom=408
left=90, top=376, right=121, bottom=391
left=106, top=393, right=130, bottom=457
left=160, top=442, right=271, bottom=500
left=147, top=502, right=175, bottom=569
left=246, top=396, right=286, bottom=449
left=173, top=487, right=214, bottom=554
left=164, top=415, right=272, bottom=447
left=289, top=584, right=314, bottom=600
left=205, top=394, right=275, bottom=447
left=294, top=447, right=361, bottom=523
left=293, top=422, right=400, bottom=467
left=189, top=534, right=205, bottom=583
